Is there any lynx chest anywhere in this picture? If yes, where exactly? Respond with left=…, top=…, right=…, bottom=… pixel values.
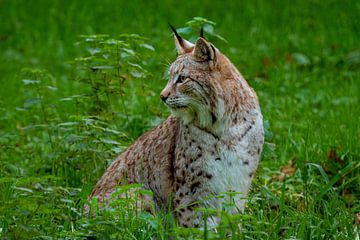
left=174, top=121, right=261, bottom=209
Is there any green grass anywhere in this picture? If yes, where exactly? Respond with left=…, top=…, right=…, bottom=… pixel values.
left=1, top=0, right=359, bottom=239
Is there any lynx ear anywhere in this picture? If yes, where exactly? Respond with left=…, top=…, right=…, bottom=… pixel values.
left=169, top=24, right=194, bottom=54
left=192, top=37, right=216, bottom=62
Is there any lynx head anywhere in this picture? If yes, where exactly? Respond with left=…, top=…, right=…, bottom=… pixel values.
left=160, top=26, right=246, bottom=135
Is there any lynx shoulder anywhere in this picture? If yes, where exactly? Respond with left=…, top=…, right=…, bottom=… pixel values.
left=89, top=29, right=264, bottom=228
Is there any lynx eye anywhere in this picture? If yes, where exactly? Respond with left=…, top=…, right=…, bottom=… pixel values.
left=176, top=74, right=187, bottom=84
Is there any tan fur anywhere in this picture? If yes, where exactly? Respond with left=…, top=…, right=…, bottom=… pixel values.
left=89, top=35, right=264, bottom=228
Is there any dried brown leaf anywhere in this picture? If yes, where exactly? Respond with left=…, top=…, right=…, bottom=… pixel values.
left=272, top=156, right=297, bottom=182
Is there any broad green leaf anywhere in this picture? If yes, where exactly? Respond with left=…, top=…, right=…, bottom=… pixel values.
left=14, top=187, right=33, bottom=194
left=130, top=70, right=144, bottom=78
left=292, top=53, right=311, bottom=67
left=98, top=138, right=119, bottom=145
left=22, top=79, right=40, bottom=85
left=176, top=27, right=192, bottom=34
left=87, top=47, right=101, bottom=55
left=91, top=65, right=114, bottom=70
left=47, top=85, right=58, bottom=91
left=57, top=122, right=79, bottom=127
left=140, top=43, right=155, bottom=51
left=24, top=98, right=41, bottom=106
left=203, top=24, right=214, bottom=34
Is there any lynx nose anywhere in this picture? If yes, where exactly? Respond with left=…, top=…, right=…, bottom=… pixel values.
left=160, top=93, right=169, bottom=102
left=160, top=89, right=170, bottom=102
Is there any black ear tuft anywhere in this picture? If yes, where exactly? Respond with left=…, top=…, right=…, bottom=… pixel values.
left=200, top=27, right=204, bottom=38
left=169, top=23, right=182, bottom=45
left=169, top=23, right=194, bottom=54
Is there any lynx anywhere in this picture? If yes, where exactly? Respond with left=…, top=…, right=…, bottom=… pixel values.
left=89, top=28, right=264, bottom=227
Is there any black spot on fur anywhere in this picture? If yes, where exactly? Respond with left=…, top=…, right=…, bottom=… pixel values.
left=243, top=161, right=249, bottom=165
left=190, top=181, right=201, bottom=193
left=257, top=148, right=261, bottom=154
left=197, top=171, right=203, bottom=177
left=243, top=117, right=247, bottom=122
left=239, top=125, right=252, bottom=141
left=215, top=157, right=221, bottom=161
left=197, top=153, right=202, bottom=158
left=205, top=173, right=213, bottom=179
left=211, top=112, right=217, bottom=124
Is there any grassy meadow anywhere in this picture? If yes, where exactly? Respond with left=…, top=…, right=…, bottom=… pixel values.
left=0, top=0, right=359, bottom=239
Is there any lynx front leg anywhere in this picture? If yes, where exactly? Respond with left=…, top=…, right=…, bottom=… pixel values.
left=174, top=203, right=221, bottom=228
left=175, top=205, right=201, bottom=228
left=173, top=192, right=220, bottom=228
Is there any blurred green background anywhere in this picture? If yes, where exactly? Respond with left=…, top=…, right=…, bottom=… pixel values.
left=0, top=0, right=359, bottom=239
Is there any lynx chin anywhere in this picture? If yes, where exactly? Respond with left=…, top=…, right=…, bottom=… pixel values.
left=88, top=27, right=264, bottom=228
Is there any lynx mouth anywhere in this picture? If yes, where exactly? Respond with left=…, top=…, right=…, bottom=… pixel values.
left=172, top=105, right=187, bottom=109
left=166, top=103, right=187, bottom=110
left=165, top=98, right=188, bottom=109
